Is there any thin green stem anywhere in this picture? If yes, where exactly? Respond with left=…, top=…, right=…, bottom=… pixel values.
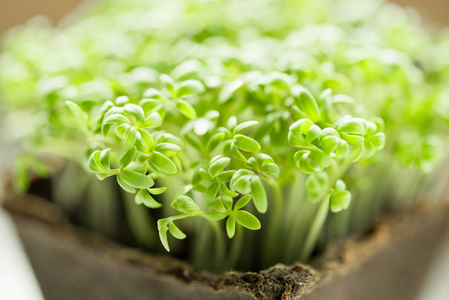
left=299, top=193, right=331, bottom=262
left=170, top=210, right=204, bottom=222
left=261, top=181, right=284, bottom=267
left=210, top=221, right=226, bottom=271
left=227, top=224, right=244, bottom=269
left=122, top=189, right=158, bottom=249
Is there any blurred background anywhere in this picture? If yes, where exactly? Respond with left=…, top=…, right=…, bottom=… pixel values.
left=0, top=0, right=448, bottom=299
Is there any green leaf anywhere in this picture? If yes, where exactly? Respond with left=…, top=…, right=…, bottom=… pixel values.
left=161, top=133, right=183, bottom=148
left=222, top=196, right=233, bottom=211
left=251, top=177, right=267, bottom=213
left=141, top=112, right=162, bottom=128
left=350, top=144, right=364, bottom=163
left=220, top=183, right=239, bottom=198
left=116, top=173, right=136, bottom=193
left=226, top=215, right=236, bottom=238
left=289, top=119, right=314, bottom=136
left=337, top=119, right=365, bottom=146
left=222, top=140, right=232, bottom=156
left=141, top=99, right=161, bottom=115
left=294, top=151, right=314, bottom=174
left=230, top=143, right=246, bottom=161
left=99, top=149, right=111, bottom=170
left=149, top=187, right=168, bottom=195
left=305, top=171, right=329, bottom=203
left=175, top=184, right=193, bottom=197
left=219, top=79, right=243, bottom=103
left=175, top=79, right=205, bottom=97
left=171, top=195, right=200, bottom=212
left=125, top=127, right=137, bottom=149
left=88, top=151, right=103, bottom=173
left=209, top=157, right=231, bottom=177
left=245, top=157, right=257, bottom=169
left=116, top=96, right=130, bottom=105
left=371, top=132, right=385, bottom=149
left=102, top=123, right=113, bottom=137
left=235, top=211, right=261, bottom=230
left=256, top=153, right=274, bottom=166
left=306, top=125, right=322, bottom=142
left=262, top=163, right=280, bottom=177
left=211, top=197, right=227, bottom=212
left=119, top=146, right=136, bottom=168
left=340, top=132, right=364, bottom=146
left=204, top=182, right=220, bottom=207
left=233, top=135, right=261, bottom=152
left=334, top=140, right=350, bottom=158
left=135, top=189, right=162, bottom=208
left=230, top=169, right=253, bottom=187
left=320, top=128, right=350, bottom=158
left=193, top=183, right=207, bottom=193
left=155, top=142, right=182, bottom=153
left=292, top=86, right=320, bottom=121
left=65, top=101, right=88, bottom=133
left=124, top=103, right=145, bottom=122
left=96, top=172, right=112, bottom=181
left=207, top=132, right=226, bottom=152
left=216, top=170, right=236, bottom=183
left=139, top=129, right=154, bottom=151
left=150, top=151, right=177, bottom=174
left=119, top=170, right=154, bottom=189
left=158, top=225, right=170, bottom=252
left=234, top=195, right=251, bottom=210
left=168, top=223, right=187, bottom=240
left=176, top=99, right=197, bottom=119
left=204, top=212, right=227, bottom=221
left=103, top=114, right=130, bottom=125
left=143, top=88, right=164, bottom=99
left=227, top=116, right=238, bottom=130
left=199, top=168, right=215, bottom=182
left=288, top=119, right=314, bottom=147
left=234, top=121, right=259, bottom=134
left=115, top=124, right=131, bottom=139
left=334, top=179, right=346, bottom=192
left=231, top=175, right=252, bottom=195
left=160, top=74, right=175, bottom=94
left=330, top=190, right=351, bottom=213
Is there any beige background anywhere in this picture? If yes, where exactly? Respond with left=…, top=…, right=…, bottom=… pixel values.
left=0, top=0, right=84, bottom=35
left=393, top=0, right=449, bottom=27
left=0, top=0, right=448, bottom=36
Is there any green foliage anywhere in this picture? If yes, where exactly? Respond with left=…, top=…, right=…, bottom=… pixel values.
left=2, top=0, right=449, bottom=271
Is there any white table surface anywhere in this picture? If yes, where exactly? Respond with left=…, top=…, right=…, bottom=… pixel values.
left=0, top=209, right=44, bottom=300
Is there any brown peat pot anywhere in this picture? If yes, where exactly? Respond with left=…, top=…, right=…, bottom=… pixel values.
left=2, top=177, right=449, bottom=300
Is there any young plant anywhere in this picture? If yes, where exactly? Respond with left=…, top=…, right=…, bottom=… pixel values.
left=1, top=0, right=447, bottom=271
